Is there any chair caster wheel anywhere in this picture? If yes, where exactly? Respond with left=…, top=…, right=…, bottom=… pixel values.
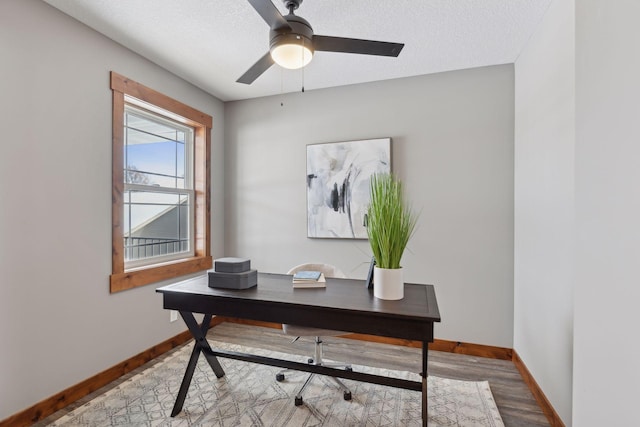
left=345, top=366, right=353, bottom=372
left=307, top=358, right=314, bottom=364
left=344, top=391, right=352, bottom=401
left=295, top=396, right=303, bottom=406
left=276, top=373, right=285, bottom=382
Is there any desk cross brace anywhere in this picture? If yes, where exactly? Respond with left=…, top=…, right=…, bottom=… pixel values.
left=205, top=347, right=423, bottom=392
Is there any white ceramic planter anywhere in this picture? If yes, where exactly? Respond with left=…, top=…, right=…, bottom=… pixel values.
left=373, top=266, right=404, bottom=300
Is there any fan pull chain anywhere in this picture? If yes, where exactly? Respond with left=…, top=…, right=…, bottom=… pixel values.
left=280, top=66, right=284, bottom=106
left=301, top=37, right=305, bottom=93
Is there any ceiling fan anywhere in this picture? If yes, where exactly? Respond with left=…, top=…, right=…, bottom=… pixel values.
left=237, top=0, right=405, bottom=84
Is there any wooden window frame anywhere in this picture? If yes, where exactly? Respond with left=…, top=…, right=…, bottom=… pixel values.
left=110, top=72, right=212, bottom=293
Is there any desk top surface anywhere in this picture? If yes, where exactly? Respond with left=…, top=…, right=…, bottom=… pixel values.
left=157, top=272, right=440, bottom=323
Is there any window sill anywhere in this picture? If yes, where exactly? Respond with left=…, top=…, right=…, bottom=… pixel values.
left=110, top=256, right=212, bottom=293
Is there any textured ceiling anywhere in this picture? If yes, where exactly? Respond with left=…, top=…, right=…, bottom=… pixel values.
left=43, top=0, right=552, bottom=101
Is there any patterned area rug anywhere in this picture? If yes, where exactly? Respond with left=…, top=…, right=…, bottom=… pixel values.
left=47, top=341, right=504, bottom=426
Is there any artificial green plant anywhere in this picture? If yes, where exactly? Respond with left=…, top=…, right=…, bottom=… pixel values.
left=366, top=173, right=418, bottom=269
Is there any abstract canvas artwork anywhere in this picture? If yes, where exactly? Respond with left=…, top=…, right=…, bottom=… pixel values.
left=307, top=138, right=391, bottom=238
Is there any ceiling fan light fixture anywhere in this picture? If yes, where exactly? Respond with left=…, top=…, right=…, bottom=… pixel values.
left=270, top=34, right=313, bottom=69
left=237, top=0, right=404, bottom=85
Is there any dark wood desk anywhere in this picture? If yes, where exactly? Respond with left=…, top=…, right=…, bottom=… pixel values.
left=157, top=272, right=440, bottom=426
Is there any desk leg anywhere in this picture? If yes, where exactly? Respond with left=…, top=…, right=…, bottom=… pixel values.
left=422, top=341, right=428, bottom=427
left=171, top=313, right=225, bottom=417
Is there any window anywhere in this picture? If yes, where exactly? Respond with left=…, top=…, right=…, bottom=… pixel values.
left=110, top=72, right=212, bottom=292
left=123, top=106, right=194, bottom=267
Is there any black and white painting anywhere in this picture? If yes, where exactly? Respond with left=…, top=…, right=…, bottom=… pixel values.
left=307, top=138, right=391, bottom=238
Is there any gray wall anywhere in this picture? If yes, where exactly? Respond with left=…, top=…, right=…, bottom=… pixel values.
left=0, top=0, right=225, bottom=418
left=513, top=0, right=575, bottom=424
left=225, top=66, right=515, bottom=347
left=574, top=1, right=640, bottom=425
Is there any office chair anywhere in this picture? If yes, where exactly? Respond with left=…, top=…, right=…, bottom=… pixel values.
left=277, top=263, right=352, bottom=406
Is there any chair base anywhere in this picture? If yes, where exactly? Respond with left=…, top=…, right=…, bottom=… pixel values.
left=275, top=336, right=352, bottom=406
left=276, top=370, right=353, bottom=406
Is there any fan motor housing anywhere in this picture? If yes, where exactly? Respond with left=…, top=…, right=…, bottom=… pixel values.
left=269, top=14, right=314, bottom=53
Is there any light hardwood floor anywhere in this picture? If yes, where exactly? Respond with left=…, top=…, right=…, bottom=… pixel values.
left=34, top=322, right=549, bottom=426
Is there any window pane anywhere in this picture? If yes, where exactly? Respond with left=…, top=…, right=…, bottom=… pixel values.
left=179, top=203, right=189, bottom=241
left=124, top=190, right=190, bottom=262
left=125, top=134, right=183, bottom=186
left=124, top=109, right=189, bottom=189
left=127, top=112, right=184, bottom=143
left=125, top=170, right=182, bottom=188
left=176, top=141, right=185, bottom=180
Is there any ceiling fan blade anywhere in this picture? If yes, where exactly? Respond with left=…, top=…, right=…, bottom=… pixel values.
left=314, top=35, right=404, bottom=57
left=237, top=52, right=275, bottom=84
left=247, top=0, right=291, bottom=30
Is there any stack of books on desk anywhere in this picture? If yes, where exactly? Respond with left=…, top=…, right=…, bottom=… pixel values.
left=292, top=270, right=326, bottom=288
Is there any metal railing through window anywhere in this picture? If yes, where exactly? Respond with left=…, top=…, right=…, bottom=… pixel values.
left=124, top=237, right=189, bottom=261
